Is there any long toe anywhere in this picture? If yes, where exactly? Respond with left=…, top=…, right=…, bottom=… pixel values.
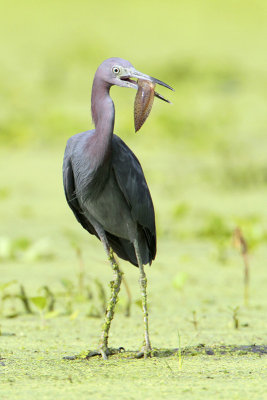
left=86, top=347, right=125, bottom=360
left=86, top=350, right=102, bottom=358
left=86, top=349, right=108, bottom=359
left=136, top=345, right=152, bottom=359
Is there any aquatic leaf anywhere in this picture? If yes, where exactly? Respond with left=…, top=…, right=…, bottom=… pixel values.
left=0, top=280, right=17, bottom=291
left=135, top=299, right=142, bottom=310
left=30, top=296, right=47, bottom=310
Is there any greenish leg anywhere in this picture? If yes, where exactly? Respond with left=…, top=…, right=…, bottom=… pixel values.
left=98, top=247, right=123, bottom=359
left=84, top=227, right=123, bottom=360
left=134, top=239, right=152, bottom=358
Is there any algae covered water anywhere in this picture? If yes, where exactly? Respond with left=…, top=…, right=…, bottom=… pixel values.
left=1, top=0, right=267, bottom=398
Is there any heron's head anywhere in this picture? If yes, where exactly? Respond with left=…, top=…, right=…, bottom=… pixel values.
left=96, top=57, right=174, bottom=102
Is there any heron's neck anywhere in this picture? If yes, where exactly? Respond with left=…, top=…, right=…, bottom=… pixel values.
left=89, top=77, right=114, bottom=172
left=91, top=77, right=114, bottom=136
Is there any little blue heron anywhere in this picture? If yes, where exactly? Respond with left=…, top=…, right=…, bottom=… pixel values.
left=63, top=57, right=173, bottom=359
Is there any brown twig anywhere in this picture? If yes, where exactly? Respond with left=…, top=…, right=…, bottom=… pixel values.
left=18, top=285, right=33, bottom=314
left=233, top=227, right=250, bottom=306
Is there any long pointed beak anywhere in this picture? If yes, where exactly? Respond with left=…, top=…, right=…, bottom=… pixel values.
left=132, top=69, right=174, bottom=91
left=120, top=68, right=174, bottom=103
left=132, top=69, right=174, bottom=103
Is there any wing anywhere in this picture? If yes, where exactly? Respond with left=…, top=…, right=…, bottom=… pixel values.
left=63, top=153, right=98, bottom=237
left=63, top=148, right=136, bottom=264
left=111, top=135, right=156, bottom=262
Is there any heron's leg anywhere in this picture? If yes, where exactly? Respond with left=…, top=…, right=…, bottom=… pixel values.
left=96, top=230, right=123, bottom=359
left=133, top=239, right=152, bottom=358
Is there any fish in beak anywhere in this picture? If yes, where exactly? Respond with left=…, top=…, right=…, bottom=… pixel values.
left=119, top=68, right=174, bottom=132
left=134, top=80, right=155, bottom=132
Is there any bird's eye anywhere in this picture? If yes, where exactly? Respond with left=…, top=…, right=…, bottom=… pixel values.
left=112, top=66, right=121, bottom=75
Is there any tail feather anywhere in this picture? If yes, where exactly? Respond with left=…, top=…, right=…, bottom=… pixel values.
left=105, top=229, right=151, bottom=267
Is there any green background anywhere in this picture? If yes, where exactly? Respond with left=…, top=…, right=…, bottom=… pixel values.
left=1, top=1, right=267, bottom=399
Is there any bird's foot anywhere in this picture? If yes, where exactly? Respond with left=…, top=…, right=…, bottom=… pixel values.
left=63, top=347, right=125, bottom=361
left=86, top=346, right=125, bottom=360
left=136, top=344, right=153, bottom=359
